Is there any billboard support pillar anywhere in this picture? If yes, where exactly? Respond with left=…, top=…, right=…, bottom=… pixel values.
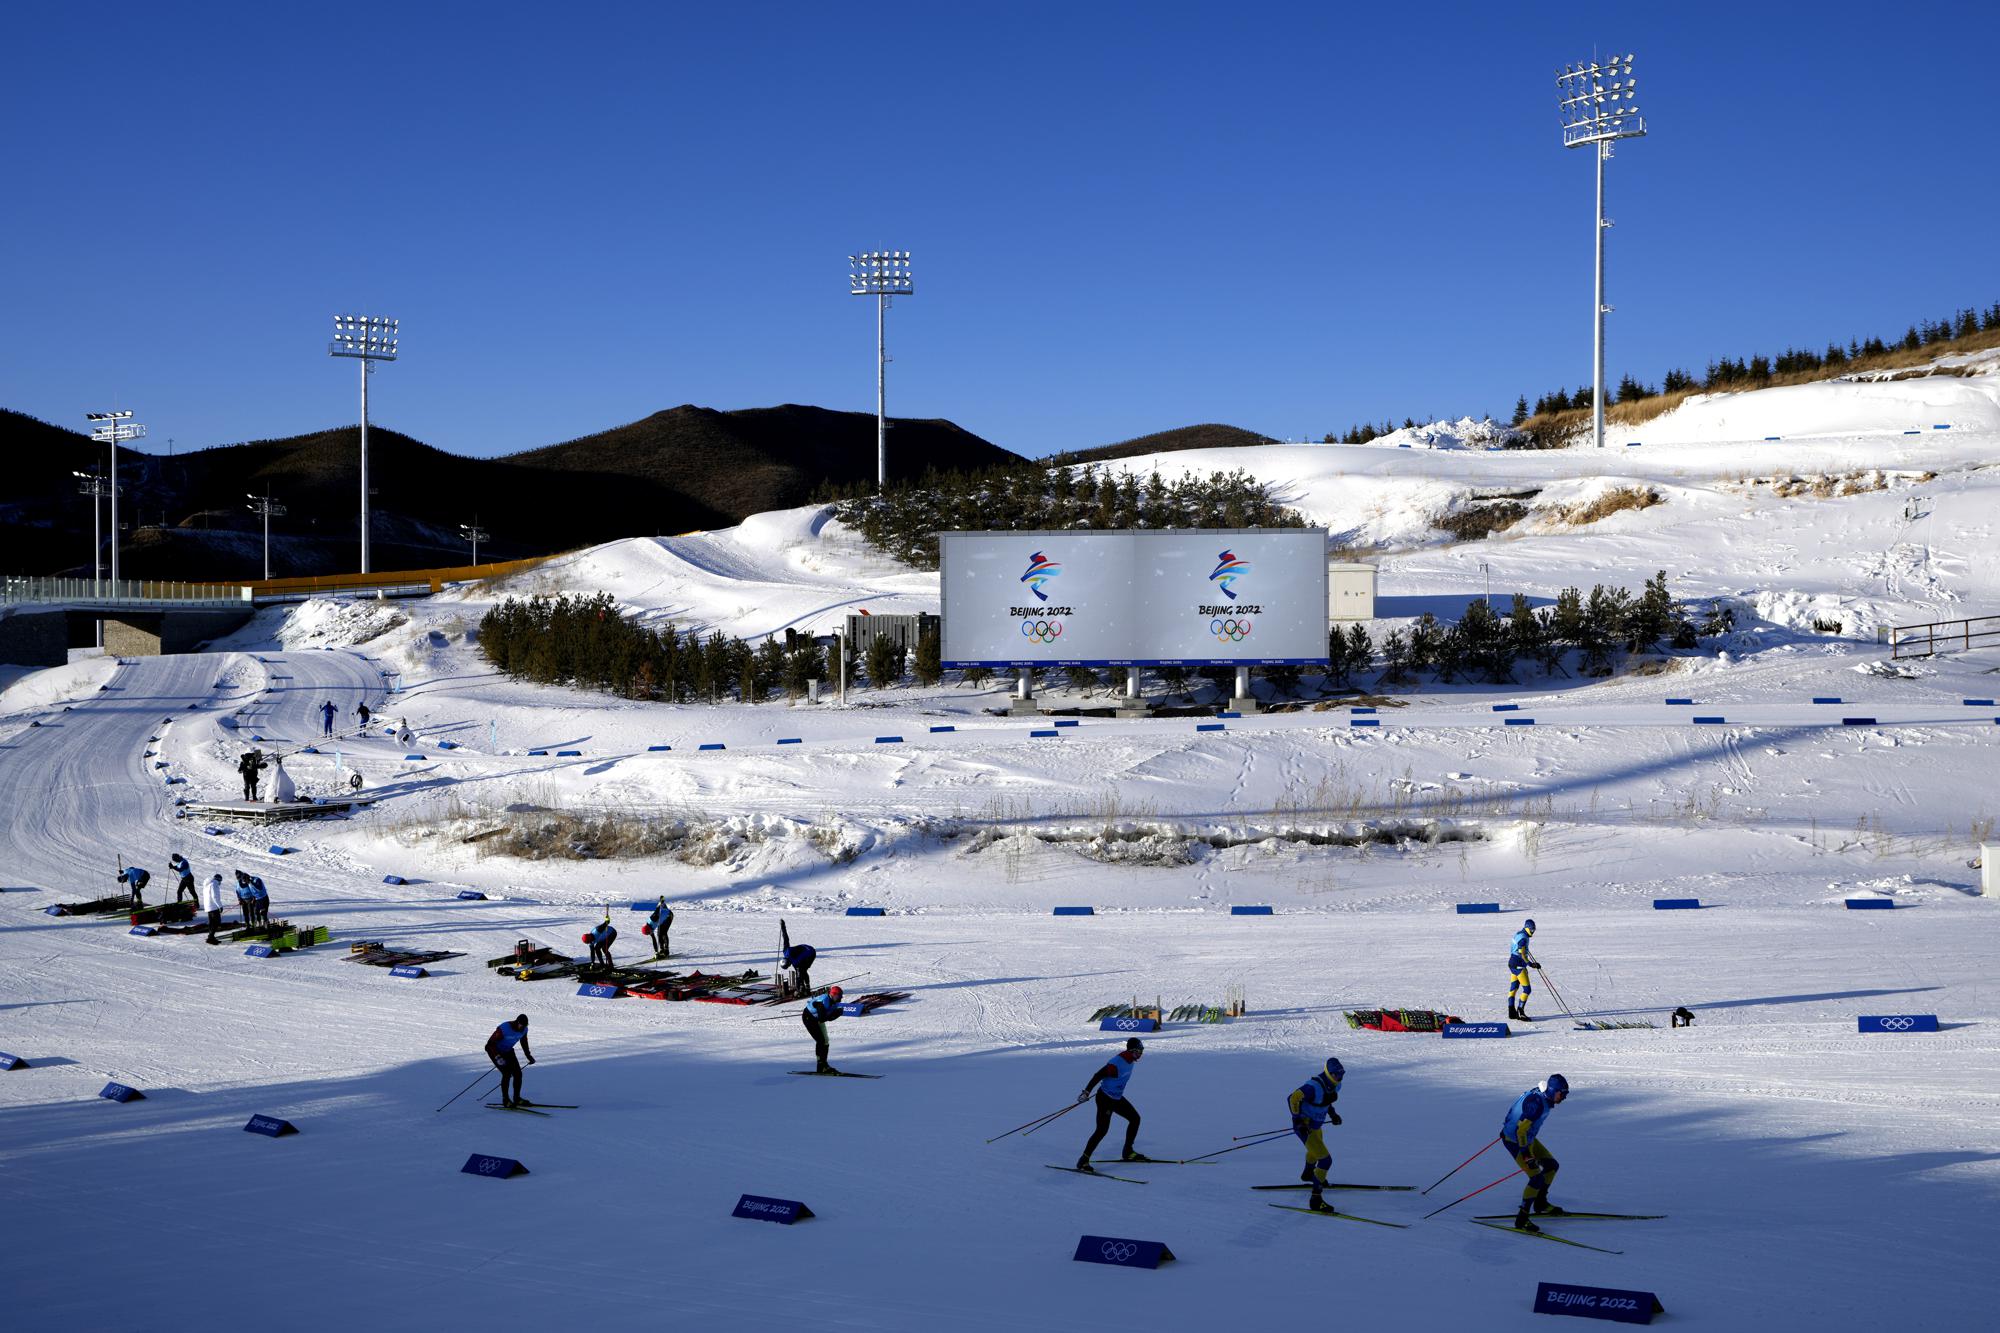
left=1007, top=668, right=1041, bottom=716
left=1229, top=666, right=1260, bottom=715
left=1116, top=669, right=1151, bottom=718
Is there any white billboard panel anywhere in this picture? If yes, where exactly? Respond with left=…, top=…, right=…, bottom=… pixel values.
left=939, top=529, right=1328, bottom=667
left=1138, top=528, right=1329, bottom=666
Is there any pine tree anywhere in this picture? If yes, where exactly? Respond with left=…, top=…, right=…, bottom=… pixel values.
left=1512, top=395, right=1529, bottom=426
left=865, top=632, right=904, bottom=690
left=912, top=627, right=942, bottom=686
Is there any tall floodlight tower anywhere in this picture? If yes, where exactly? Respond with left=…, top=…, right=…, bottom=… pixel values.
left=85, top=410, right=145, bottom=589
left=247, top=493, right=288, bottom=581
left=1557, top=54, right=1647, bottom=450
left=73, top=470, right=111, bottom=592
left=328, top=314, right=400, bottom=572
left=849, top=251, right=913, bottom=492
left=459, top=520, right=489, bottom=566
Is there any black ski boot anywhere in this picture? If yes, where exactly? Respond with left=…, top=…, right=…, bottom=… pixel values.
left=1074, top=1156, right=1097, bottom=1174
left=1506, top=1004, right=1519, bottom=1020
left=1122, top=1150, right=1153, bottom=1163
left=816, top=1060, right=840, bottom=1076
left=1513, top=1205, right=1540, bottom=1233
left=1308, top=1193, right=1337, bottom=1214
left=1532, top=1199, right=1568, bottom=1216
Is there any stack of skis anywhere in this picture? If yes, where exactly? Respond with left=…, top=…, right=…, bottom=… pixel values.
left=1343, top=1007, right=1463, bottom=1033
left=347, top=941, right=465, bottom=968
left=48, top=892, right=141, bottom=918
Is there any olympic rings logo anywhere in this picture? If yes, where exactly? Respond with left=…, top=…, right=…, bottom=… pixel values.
left=1020, top=619, right=1063, bottom=643
left=1101, top=1241, right=1138, bottom=1262
left=1878, top=1016, right=1915, bottom=1031
left=1210, top=617, right=1252, bottom=642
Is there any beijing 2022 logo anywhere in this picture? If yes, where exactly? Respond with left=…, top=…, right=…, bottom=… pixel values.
left=1209, top=549, right=1248, bottom=600
left=1021, top=550, right=1062, bottom=601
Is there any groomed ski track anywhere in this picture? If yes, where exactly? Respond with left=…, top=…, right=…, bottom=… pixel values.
left=3, top=647, right=1997, bottom=1329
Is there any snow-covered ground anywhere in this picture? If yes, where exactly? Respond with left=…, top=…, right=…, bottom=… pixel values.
left=3, top=367, right=1997, bottom=1329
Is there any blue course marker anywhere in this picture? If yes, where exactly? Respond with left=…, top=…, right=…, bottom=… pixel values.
left=1230, top=905, right=1274, bottom=916
left=1654, top=898, right=1701, bottom=910
left=1492, top=703, right=1519, bottom=712
left=698, top=743, right=726, bottom=751
left=1665, top=698, right=1695, bottom=706
left=1813, top=697, right=1842, bottom=704
left=874, top=736, right=904, bottom=744
left=1054, top=719, right=1080, bottom=728
left=1692, top=716, right=1727, bottom=725
left=1964, top=699, right=1995, bottom=708
left=1030, top=729, right=1060, bottom=738
left=1841, top=718, right=1877, bottom=726
left=1350, top=719, right=1379, bottom=728
left=1844, top=898, right=1894, bottom=910
left=929, top=725, right=956, bottom=733
left=555, top=750, right=582, bottom=757
left=1052, top=906, right=1094, bottom=916
left=1455, top=903, right=1501, bottom=914
left=777, top=738, right=802, bottom=745
left=527, top=749, right=547, bottom=756
left=1196, top=723, right=1225, bottom=732
left=1503, top=717, right=1534, bottom=726
left=845, top=906, right=887, bottom=916
left=647, top=744, right=671, bottom=752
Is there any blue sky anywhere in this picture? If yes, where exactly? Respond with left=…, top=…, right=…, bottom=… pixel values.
left=5, top=2, right=1995, bottom=461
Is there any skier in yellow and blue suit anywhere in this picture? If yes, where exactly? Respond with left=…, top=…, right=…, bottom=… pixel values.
left=1507, top=919, right=1540, bottom=1021
left=1287, top=1057, right=1344, bottom=1213
left=1502, top=1074, right=1569, bottom=1231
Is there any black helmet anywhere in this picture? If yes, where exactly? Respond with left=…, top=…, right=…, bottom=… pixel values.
left=1125, top=1037, right=1145, bottom=1053
left=515, top=1014, right=529, bottom=1027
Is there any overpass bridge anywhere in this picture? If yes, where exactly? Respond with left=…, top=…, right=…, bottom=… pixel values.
left=1, top=578, right=256, bottom=666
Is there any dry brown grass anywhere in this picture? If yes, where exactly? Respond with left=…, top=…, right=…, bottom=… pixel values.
left=1750, top=469, right=1935, bottom=500
left=1436, top=501, right=1529, bottom=541
left=1514, top=326, right=2000, bottom=447
left=1550, top=485, right=1663, bottom=526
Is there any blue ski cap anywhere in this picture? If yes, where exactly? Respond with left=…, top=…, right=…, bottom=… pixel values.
left=1523, top=919, right=1536, bottom=934
left=1323, top=1056, right=1345, bottom=1084
left=1541, top=1073, right=1568, bottom=1100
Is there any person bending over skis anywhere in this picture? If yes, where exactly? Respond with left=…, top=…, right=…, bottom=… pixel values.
left=646, top=896, right=674, bottom=959
left=1502, top=1073, right=1569, bottom=1232
left=1075, top=1038, right=1149, bottom=1171
left=1288, top=1056, right=1345, bottom=1213
left=801, top=986, right=845, bottom=1074
left=484, top=1014, right=536, bottom=1108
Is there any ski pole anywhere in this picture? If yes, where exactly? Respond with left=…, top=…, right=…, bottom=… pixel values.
left=1234, top=1127, right=1292, bottom=1141
left=988, top=1100, right=1083, bottom=1143
left=1420, top=1136, right=1500, bottom=1194
left=1539, top=967, right=1579, bottom=1021
left=1179, top=1130, right=1293, bottom=1164
left=436, top=1069, right=495, bottom=1113
left=1022, top=1100, right=1088, bottom=1138
left=1420, top=1166, right=1524, bottom=1221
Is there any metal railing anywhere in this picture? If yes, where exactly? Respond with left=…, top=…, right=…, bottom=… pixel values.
left=1, top=576, right=252, bottom=609
left=1889, top=614, right=2000, bottom=659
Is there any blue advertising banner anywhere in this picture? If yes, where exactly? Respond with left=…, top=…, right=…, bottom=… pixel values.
left=1532, top=1282, right=1663, bottom=1324
left=1073, top=1235, right=1176, bottom=1270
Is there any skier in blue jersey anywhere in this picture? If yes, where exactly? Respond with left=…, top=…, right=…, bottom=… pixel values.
left=646, top=896, right=674, bottom=959
left=1075, top=1038, right=1149, bottom=1171
left=243, top=874, right=270, bottom=927
left=1288, top=1057, right=1345, bottom=1212
left=801, top=986, right=845, bottom=1073
left=1501, top=1074, right=1569, bottom=1231
left=585, top=917, right=617, bottom=969
left=1507, top=919, right=1541, bottom=1021
left=118, top=865, right=150, bottom=906
left=484, top=1014, right=536, bottom=1108
left=169, top=852, right=196, bottom=905
left=779, top=919, right=815, bottom=998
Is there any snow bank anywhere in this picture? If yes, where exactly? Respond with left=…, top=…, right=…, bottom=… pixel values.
left=0, top=655, right=118, bottom=713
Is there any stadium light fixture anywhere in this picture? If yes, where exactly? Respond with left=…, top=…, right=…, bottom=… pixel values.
left=849, top=251, right=914, bottom=492
left=329, top=314, right=400, bottom=572
left=85, top=410, right=145, bottom=590
left=73, top=470, right=113, bottom=594
left=459, top=520, right=489, bottom=567
left=247, top=492, right=289, bottom=581
left=1557, top=53, right=1647, bottom=450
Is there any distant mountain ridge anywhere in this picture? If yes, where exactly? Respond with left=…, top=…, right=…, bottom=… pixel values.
left=0, top=404, right=1017, bottom=581
left=1050, top=423, right=1277, bottom=466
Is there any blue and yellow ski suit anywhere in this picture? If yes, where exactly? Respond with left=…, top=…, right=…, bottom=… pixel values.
left=1287, top=1073, right=1341, bottom=1188
left=1508, top=926, right=1538, bottom=1011
left=1502, top=1086, right=1559, bottom=1204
